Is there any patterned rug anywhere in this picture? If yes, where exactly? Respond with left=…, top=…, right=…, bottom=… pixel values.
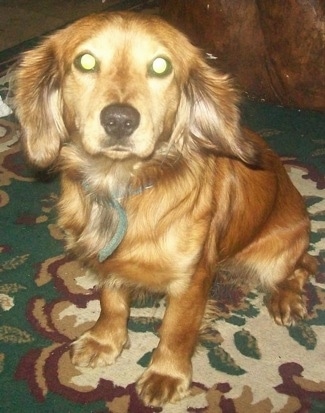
left=0, top=36, right=325, bottom=413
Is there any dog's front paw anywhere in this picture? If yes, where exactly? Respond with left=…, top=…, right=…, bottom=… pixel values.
left=136, top=366, right=191, bottom=406
left=71, top=330, right=129, bottom=368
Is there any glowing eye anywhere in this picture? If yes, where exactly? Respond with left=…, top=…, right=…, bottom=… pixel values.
left=74, top=53, right=98, bottom=72
left=148, top=57, right=172, bottom=77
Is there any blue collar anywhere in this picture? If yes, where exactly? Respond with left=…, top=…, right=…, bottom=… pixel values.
left=96, top=182, right=153, bottom=262
left=98, top=197, right=128, bottom=262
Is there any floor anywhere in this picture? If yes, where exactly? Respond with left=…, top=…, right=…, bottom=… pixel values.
left=0, top=0, right=157, bottom=52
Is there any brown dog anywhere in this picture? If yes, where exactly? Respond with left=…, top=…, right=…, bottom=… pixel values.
left=13, top=12, right=317, bottom=406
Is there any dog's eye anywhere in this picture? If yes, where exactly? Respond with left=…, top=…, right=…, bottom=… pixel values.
left=74, top=53, right=99, bottom=72
left=148, top=57, right=172, bottom=77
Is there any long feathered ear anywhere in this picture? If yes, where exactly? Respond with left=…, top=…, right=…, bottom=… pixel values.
left=13, top=38, right=67, bottom=169
left=183, top=59, right=260, bottom=166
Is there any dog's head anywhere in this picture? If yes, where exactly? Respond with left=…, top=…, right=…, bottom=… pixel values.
left=13, top=12, right=259, bottom=169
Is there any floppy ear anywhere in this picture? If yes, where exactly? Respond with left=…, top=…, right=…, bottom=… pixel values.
left=13, top=38, right=67, bottom=169
left=183, top=59, right=260, bottom=165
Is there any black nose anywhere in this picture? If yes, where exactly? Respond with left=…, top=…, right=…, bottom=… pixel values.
left=100, top=104, right=140, bottom=139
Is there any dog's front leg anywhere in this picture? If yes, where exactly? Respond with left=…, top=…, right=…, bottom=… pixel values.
left=71, top=286, right=130, bottom=367
left=136, top=265, right=212, bottom=406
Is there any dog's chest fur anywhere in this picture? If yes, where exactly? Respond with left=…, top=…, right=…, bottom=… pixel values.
left=106, top=191, right=211, bottom=292
left=58, top=146, right=213, bottom=293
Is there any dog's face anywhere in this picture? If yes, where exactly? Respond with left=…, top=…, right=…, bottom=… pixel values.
left=62, top=18, right=184, bottom=160
left=14, top=12, right=260, bottom=169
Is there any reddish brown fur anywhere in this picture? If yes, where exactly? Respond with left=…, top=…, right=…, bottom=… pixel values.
left=13, top=12, right=317, bottom=406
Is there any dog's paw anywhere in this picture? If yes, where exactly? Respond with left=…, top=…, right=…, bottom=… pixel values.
left=136, top=366, right=191, bottom=406
left=71, top=330, right=129, bottom=368
left=268, top=289, right=307, bottom=326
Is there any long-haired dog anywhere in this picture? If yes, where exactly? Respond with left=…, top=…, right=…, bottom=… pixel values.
left=13, top=12, right=317, bottom=406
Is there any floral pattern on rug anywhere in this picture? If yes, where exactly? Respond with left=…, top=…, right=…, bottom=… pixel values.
left=1, top=75, right=325, bottom=412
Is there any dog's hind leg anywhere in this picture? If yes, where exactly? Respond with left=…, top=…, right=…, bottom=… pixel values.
left=231, top=220, right=318, bottom=327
